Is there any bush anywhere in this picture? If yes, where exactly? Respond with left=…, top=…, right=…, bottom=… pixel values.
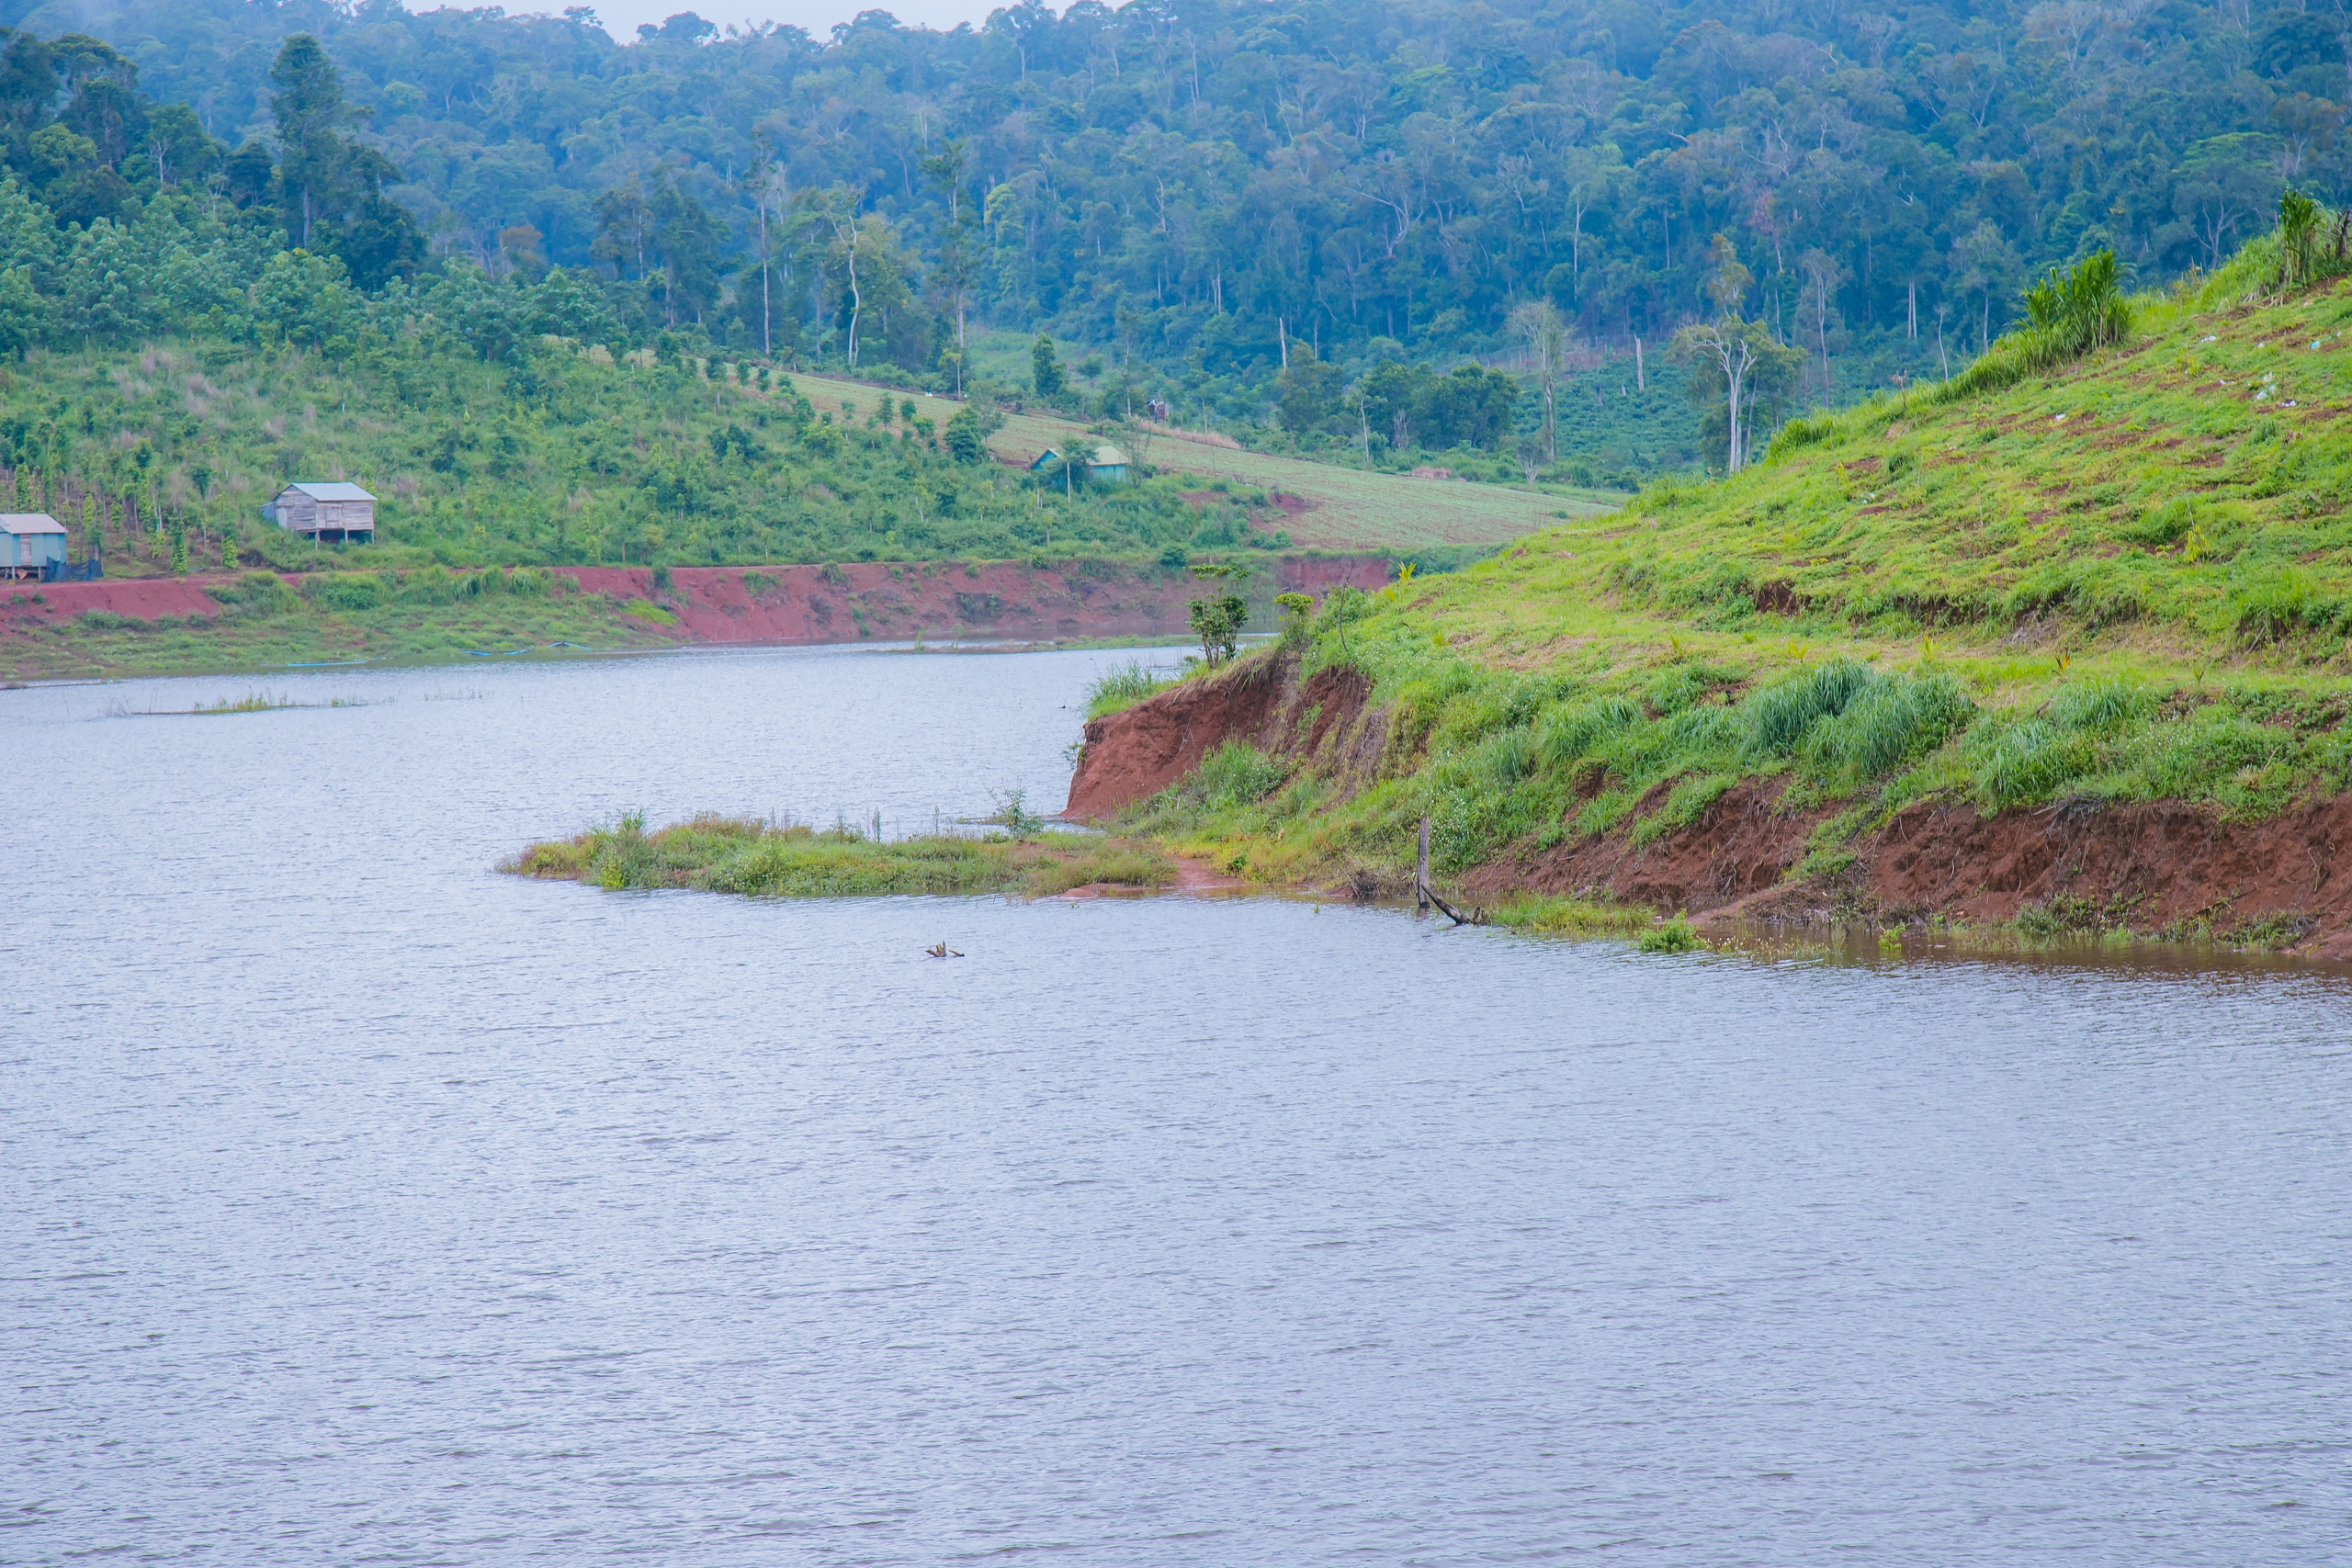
left=1192, top=739, right=1286, bottom=809
left=1638, top=914, right=1701, bottom=953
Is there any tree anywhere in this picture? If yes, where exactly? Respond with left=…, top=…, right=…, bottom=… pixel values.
left=1704, top=232, right=1752, bottom=319
left=920, top=137, right=977, bottom=389
left=1797, top=248, right=1845, bottom=400
left=794, top=186, right=867, bottom=365
left=330, top=144, right=424, bottom=290
left=647, top=169, right=720, bottom=328
left=1031, top=331, right=1065, bottom=399
left=740, top=134, right=787, bottom=359
left=1506, top=299, right=1566, bottom=465
left=944, top=405, right=988, bottom=462
left=590, top=180, right=650, bottom=279
left=141, top=103, right=216, bottom=190
left=1185, top=561, right=1250, bottom=666
left=1951, top=221, right=2025, bottom=356
left=267, top=35, right=353, bottom=251
left=1276, top=345, right=1341, bottom=434
left=1671, top=318, right=1795, bottom=473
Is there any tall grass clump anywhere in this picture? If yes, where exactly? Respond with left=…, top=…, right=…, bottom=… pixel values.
left=1799, top=672, right=1973, bottom=785
left=2048, top=676, right=2153, bottom=736
left=2225, top=565, right=2318, bottom=643
left=1190, top=739, right=1287, bottom=808
left=1743, top=658, right=1878, bottom=757
left=1538, top=694, right=1642, bottom=765
left=1937, top=249, right=2132, bottom=402
left=2272, top=189, right=2352, bottom=291
left=1086, top=659, right=1177, bottom=718
left=1964, top=718, right=2098, bottom=809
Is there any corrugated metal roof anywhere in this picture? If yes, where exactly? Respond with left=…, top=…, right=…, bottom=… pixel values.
left=0, top=512, right=63, bottom=534
left=281, top=481, right=378, bottom=502
left=1091, top=446, right=1129, bottom=466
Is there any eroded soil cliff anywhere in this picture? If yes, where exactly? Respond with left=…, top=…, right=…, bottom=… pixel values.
left=1065, top=652, right=2352, bottom=962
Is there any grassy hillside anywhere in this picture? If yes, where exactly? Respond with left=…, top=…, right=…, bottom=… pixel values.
left=13, top=334, right=1589, bottom=596
left=1097, top=226, right=2352, bottom=948
left=706, top=368, right=1619, bottom=555
left=0, top=337, right=1272, bottom=578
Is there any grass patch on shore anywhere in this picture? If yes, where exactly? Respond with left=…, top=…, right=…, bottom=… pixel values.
left=1084, top=658, right=1182, bottom=718
left=1099, top=234, right=2352, bottom=913
left=503, top=812, right=1175, bottom=897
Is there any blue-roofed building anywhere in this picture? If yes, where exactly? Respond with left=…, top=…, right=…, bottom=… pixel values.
left=1, top=513, right=65, bottom=580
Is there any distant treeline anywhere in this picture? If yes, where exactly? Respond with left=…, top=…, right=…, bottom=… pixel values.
left=0, top=0, right=2335, bottom=473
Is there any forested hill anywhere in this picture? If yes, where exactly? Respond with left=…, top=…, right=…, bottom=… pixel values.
left=16, top=0, right=2338, bottom=389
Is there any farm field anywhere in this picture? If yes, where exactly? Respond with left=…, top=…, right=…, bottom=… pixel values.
left=785, top=371, right=1622, bottom=552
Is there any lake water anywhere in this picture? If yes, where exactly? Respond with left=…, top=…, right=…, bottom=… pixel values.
left=5, top=646, right=2348, bottom=1564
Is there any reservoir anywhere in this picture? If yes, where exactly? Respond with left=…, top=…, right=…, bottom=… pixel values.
left=5, top=646, right=2347, bottom=1563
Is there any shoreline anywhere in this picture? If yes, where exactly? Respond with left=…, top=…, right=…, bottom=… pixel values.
left=0, top=554, right=1392, bottom=682
left=1061, top=647, right=2352, bottom=968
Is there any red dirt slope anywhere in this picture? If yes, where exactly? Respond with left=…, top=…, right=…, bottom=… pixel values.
left=559, top=558, right=1386, bottom=645
left=1067, top=649, right=2352, bottom=961
left=8, top=556, right=1392, bottom=647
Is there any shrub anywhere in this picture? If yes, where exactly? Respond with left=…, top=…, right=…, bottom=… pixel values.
left=1638, top=914, right=1700, bottom=953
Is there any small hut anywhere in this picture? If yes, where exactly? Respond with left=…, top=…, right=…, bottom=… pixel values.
left=1026, top=446, right=1130, bottom=485
left=0, top=513, right=65, bottom=580
left=263, top=482, right=377, bottom=543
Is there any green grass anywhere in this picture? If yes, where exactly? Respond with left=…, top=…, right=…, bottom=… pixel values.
left=1099, top=225, right=2352, bottom=917
left=1084, top=658, right=1180, bottom=718
left=503, top=812, right=1176, bottom=898
left=1487, top=894, right=1656, bottom=936
left=2, top=339, right=1327, bottom=581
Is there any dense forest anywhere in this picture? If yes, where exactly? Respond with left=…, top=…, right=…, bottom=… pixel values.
left=0, top=0, right=2332, bottom=479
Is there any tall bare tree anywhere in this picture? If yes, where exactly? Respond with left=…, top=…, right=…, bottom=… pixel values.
left=1507, top=299, right=1567, bottom=467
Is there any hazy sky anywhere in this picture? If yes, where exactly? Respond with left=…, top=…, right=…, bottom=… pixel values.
left=565, top=0, right=1001, bottom=41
